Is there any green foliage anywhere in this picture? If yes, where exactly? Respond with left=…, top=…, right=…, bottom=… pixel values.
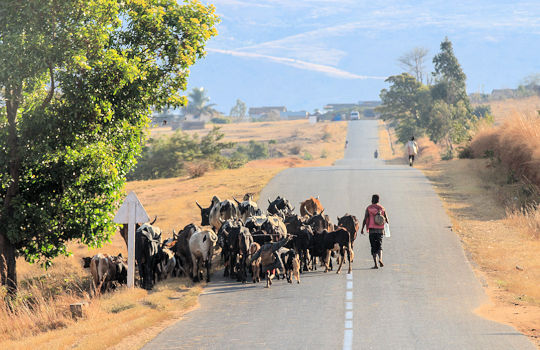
left=129, top=127, right=234, bottom=180
left=302, top=152, right=313, bottom=160
left=0, top=0, right=218, bottom=268
left=235, top=140, right=269, bottom=160
left=378, top=38, right=479, bottom=149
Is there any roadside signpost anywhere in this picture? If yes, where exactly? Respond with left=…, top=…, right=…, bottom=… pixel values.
left=113, top=191, right=150, bottom=288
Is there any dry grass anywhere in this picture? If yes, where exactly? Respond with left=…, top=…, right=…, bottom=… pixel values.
left=478, top=95, right=540, bottom=125
left=470, top=112, right=540, bottom=189
left=6, top=119, right=348, bottom=349
left=1, top=279, right=201, bottom=350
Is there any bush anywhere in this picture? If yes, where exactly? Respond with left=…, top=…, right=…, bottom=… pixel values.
left=302, top=151, right=313, bottom=160
left=128, top=127, right=235, bottom=180
left=210, top=117, right=230, bottom=124
left=457, top=144, right=474, bottom=159
left=236, top=140, right=269, bottom=160
left=185, top=161, right=212, bottom=178
left=470, top=112, right=540, bottom=188
left=289, top=144, right=302, bottom=155
left=441, top=148, right=454, bottom=160
left=321, top=149, right=328, bottom=158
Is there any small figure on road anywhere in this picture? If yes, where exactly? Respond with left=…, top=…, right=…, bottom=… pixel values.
left=250, top=235, right=292, bottom=288
left=406, top=136, right=418, bottom=166
left=360, top=194, right=389, bottom=269
left=345, top=140, right=349, bottom=149
left=374, top=149, right=378, bottom=159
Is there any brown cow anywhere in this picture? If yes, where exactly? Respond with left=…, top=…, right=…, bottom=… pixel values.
left=300, top=196, right=324, bottom=216
left=88, top=253, right=127, bottom=294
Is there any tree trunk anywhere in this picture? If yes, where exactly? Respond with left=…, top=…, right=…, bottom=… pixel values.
left=0, top=86, right=22, bottom=292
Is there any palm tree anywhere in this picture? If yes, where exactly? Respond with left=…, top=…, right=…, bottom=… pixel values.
left=184, top=87, right=217, bottom=118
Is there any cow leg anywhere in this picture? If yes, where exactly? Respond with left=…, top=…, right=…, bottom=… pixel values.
left=347, top=247, right=353, bottom=274
left=191, top=254, right=199, bottom=282
left=336, top=247, right=345, bottom=274
left=206, top=257, right=212, bottom=283
left=324, top=250, right=331, bottom=273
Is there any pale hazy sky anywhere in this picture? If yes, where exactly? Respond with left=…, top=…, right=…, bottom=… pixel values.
left=186, top=0, right=540, bottom=112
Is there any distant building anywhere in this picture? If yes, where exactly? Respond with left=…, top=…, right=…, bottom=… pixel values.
left=280, top=110, right=308, bottom=120
left=323, top=103, right=358, bottom=112
left=490, top=89, right=515, bottom=100
left=184, top=112, right=213, bottom=122
left=248, top=106, right=287, bottom=119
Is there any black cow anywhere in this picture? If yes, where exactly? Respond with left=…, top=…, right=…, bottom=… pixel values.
left=267, top=196, right=294, bottom=216
left=174, top=223, right=200, bottom=278
left=236, top=227, right=253, bottom=284
left=306, top=212, right=334, bottom=234
left=135, top=224, right=162, bottom=290
left=315, top=228, right=353, bottom=274
left=337, top=214, right=360, bottom=249
left=218, top=219, right=241, bottom=278
left=284, top=214, right=313, bottom=272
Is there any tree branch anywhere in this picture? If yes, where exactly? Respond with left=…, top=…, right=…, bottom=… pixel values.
left=40, top=63, right=55, bottom=110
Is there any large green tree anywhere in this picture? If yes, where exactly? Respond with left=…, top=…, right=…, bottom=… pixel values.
left=378, top=38, right=485, bottom=148
left=0, top=0, right=218, bottom=291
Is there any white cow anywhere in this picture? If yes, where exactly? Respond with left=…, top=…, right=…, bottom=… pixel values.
left=189, top=229, right=218, bottom=282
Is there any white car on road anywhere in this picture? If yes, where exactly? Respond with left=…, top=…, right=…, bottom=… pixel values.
left=350, top=111, right=360, bottom=120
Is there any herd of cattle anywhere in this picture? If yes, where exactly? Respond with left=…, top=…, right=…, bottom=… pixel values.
left=83, top=195, right=360, bottom=292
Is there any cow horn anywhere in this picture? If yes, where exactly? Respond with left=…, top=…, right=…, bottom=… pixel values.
left=320, top=208, right=325, bottom=215
left=150, top=215, right=157, bottom=225
left=196, top=201, right=203, bottom=210
left=233, top=197, right=241, bottom=205
left=291, top=206, right=295, bottom=212
left=268, top=198, right=272, bottom=204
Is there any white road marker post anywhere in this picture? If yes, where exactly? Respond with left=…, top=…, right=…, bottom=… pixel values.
left=113, top=191, right=150, bottom=288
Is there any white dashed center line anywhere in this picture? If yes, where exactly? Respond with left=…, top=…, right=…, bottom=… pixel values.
left=343, top=272, right=354, bottom=350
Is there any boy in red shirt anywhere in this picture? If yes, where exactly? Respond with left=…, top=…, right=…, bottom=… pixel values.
left=360, top=194, right=389, bottom=269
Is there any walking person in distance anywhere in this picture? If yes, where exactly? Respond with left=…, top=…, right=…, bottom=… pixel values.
left=360, top=194, right=389, bottom=269
left=406, top=136, right=418, bottom=166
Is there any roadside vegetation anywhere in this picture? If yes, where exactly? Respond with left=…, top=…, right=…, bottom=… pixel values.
left=0, top=119, right=347, bottom=349
left=377, top=38, right=492, bottom=156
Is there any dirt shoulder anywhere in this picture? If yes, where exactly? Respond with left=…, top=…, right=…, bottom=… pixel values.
left=378, top=123, right=539, bottom=347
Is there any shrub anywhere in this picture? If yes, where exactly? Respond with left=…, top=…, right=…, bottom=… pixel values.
left=289, top=144, right=302, bottom=155
left=441, top=148, right=454, bottom=160
left=210, top=117, right=230, bottom=124
left=185, top=161, right=212, bottom=178
left=470, top=112, right=540, bottom=188
left=321, top=149, right=328, bottom=158
left=457, top=144, right=474, bottom=159
left=236, top=140, right=269, bottom=160
left=302, top=152, right=313, bottom=160
left=128, top=127, right=235, bottom=180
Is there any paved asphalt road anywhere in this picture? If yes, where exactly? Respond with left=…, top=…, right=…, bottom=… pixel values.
left=144, top=120, right=534, bottom=350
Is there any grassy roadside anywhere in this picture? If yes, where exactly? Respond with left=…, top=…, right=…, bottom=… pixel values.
left=378, top=120, right=540, bottom=347
left=3, top=120, right=347, bottom=350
